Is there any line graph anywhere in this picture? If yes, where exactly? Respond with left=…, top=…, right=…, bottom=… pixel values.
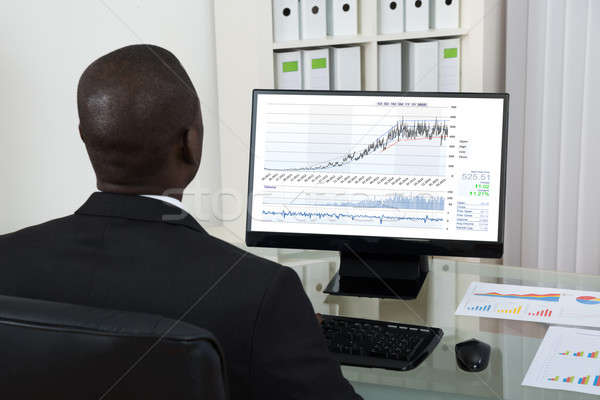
left=261, top=209, right=444, bottom=228
left=474, top=292, right=561, bottom=302
left=262, top=191, right=445, bottom=211
left=264, top=114, right=451, bottom=176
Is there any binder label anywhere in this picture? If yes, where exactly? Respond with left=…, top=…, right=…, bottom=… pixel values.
left=444, top=48, right=458, bottom=59
left=282, top=61, right=299, bottom=72
left=312, top=58, right=327, bottom=69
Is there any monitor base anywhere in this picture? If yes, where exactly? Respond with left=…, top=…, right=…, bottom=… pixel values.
left=324, top=252, right=429, bottom=300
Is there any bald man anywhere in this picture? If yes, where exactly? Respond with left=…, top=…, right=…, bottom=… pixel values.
left=0, top=45, right=360, bottom=400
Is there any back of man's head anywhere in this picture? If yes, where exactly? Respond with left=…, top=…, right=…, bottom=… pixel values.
left=77, top=44, right=202, bottom=196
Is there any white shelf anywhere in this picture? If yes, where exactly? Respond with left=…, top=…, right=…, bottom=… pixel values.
left=273, top=27, right=468, bottom=50
left=273, top=34, right=373, bottom=50
left=376, top=27, right=469, bottom=43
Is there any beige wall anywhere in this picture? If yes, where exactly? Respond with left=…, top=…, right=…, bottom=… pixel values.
left=0, top=0, right=222, bottom=234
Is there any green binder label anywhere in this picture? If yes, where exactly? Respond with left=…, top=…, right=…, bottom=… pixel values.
left=444, top=48, right=458, bottom=59
left=282, top=61, right=298, bottom=72
left=312, top=58, right=327, bottom=69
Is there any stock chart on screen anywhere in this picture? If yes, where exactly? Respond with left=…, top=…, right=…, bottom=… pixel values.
left=249, top=93, right=505, bottom=242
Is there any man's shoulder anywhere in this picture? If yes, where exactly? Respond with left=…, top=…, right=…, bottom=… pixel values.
left=0, top=215, right=77, bottom=243
left=0, top=214, right=293, bottom=289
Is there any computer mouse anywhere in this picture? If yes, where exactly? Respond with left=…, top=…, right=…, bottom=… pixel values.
left=455, top=338, right=491, bottom=372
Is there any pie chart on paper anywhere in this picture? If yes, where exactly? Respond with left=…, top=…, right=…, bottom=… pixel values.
left=576, top=296, right=600, bottom=305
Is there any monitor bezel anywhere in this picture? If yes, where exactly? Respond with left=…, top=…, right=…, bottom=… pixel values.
left=246, top=89, right=509, bottom=258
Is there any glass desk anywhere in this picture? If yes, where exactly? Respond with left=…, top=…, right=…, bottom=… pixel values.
left=334, top=259, right=600, bottom=400
left=205, top=228, right=599, bottom=399
left=294, top=256, right=598, bottom=400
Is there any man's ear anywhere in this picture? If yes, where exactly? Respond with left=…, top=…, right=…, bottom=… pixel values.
left=182, top=127, right=202, bottom=166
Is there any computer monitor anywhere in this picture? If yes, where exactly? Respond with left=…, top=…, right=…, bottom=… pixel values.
left=246, top=90, right=509, bottom=298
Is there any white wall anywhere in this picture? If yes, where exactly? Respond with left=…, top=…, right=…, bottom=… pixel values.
left=0, top=0, right=221, bottom=234
left=213, top=0, right=274, bottom=241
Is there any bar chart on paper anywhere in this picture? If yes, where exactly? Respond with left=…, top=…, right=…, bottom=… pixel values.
left=546, top=375, right=600, bottom=386
left=455, top=282, right=600, bottom=327
left=466, top=304, right=492, bottom=313
left=496, top=304, right=523, bottom=315
left=559, top=350, right=600, bottom=359
left=528, top=306, right=553, bottom=319
left=524, top=327, right=600, bottom=395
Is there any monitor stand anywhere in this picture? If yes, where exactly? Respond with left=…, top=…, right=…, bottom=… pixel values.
left=324, top=252, right=429, bottom=300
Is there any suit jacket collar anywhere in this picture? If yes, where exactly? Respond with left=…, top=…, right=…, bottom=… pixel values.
left=75, top=192, right=207, bottom=234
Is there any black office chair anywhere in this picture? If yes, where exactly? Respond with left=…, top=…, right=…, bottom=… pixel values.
left=0, top=295, right=227, bottom=399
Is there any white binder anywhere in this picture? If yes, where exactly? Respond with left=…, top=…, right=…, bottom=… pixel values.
left=275, top=51, right=303, bottom=89
left=299, top=0, right=327, bottom=39
left=402, top=40, right=438, bottom=91
left=438, top=38, right=460, bottom=92
left=272, top=0, right=300, bottom=42
left=404, top=0, right=430, bottom=32
left=302, top=48, right=330, bottom=89
left=326, top=0, right=358, bottom=36
left=330, top=46, right=361, bottom=90
left=378, top=0, right=404, bottom=34
left=378, top=43, right=402, bottom=91
left=430, top=0, right=459, bottom=29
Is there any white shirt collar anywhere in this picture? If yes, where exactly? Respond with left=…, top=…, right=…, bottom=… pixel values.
left=139, top=194, right=186, bottom=211
left=96, top=191, right=187, bottom=212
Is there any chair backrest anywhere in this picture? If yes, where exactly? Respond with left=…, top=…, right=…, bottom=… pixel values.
left=0, top=295, right=227, bottom=399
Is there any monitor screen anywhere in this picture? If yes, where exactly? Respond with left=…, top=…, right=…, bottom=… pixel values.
left=247, top=91, right=507, bottom=250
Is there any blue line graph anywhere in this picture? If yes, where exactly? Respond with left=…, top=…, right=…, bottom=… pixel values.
left=263, top=192, right=445, bottom=211
left=261, top=209, right=444, bottom=226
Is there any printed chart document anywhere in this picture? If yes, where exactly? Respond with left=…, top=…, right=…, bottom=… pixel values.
left=456, top=282, right=600, bottom=328
left=523, top=326, right=600, bottom=396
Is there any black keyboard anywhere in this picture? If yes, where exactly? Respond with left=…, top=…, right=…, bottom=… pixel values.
left=320, top=314, right=443, bottom=371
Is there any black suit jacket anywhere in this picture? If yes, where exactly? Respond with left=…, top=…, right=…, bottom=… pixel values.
left=0, top=192, right=360, bottom=400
